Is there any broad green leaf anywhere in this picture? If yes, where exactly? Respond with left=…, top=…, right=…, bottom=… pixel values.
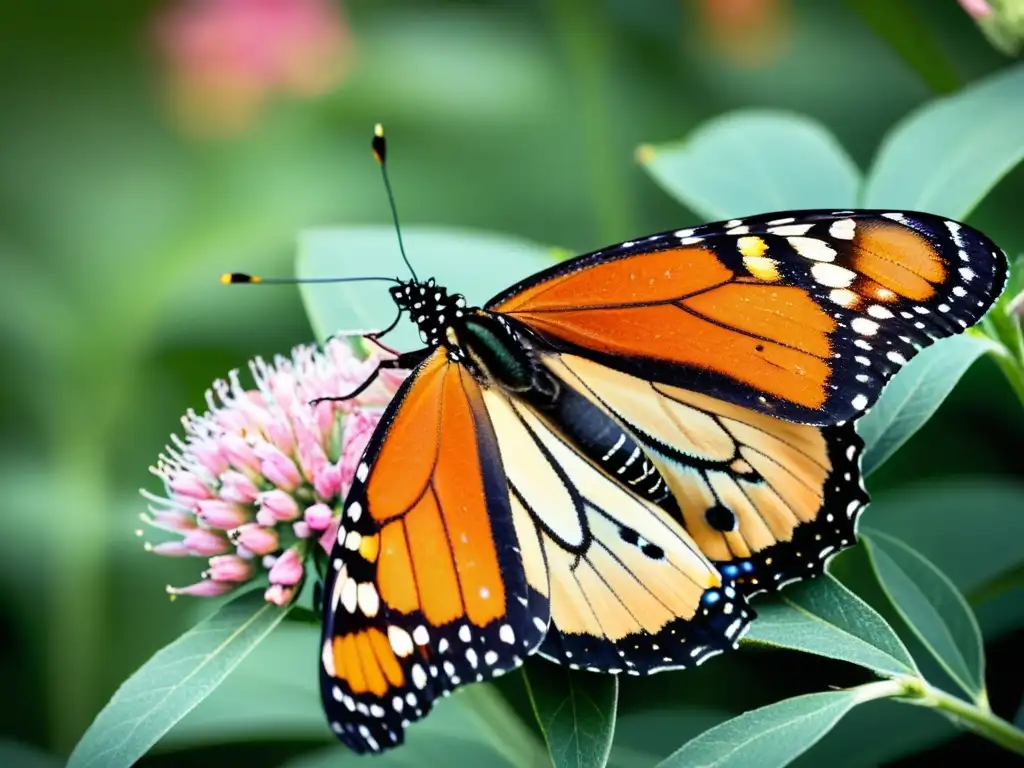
left=862, top=530, right=986, bottom=703
left=657, top=681, right=902, bottom=768
left=744, top=575, right=917, bottom=678
left=68, top=589, right=292, bottom=768
left=792, top=697, right=956, bottom=768
left=297, top=226, right=560, bottom=351
left=523, top=659, right=618, bottom=768
left=864, top=63, right=1024, bottom=218
left=861, top=478, right=1024, bottom=595
left=638, top=111, right=860, bottom=221
left=163, top=622, right=325, bottom=747
left=279, top=680, right=539, bottom=767
left=856, top=333, right=999, bottom=476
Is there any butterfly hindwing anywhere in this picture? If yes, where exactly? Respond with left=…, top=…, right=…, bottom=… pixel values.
left=319, top=350, right=548, bottom=754
left=543, top=352, right=870, bottom=598
left=479, top=379, right=753, bottom=675
left=488, top=210, right=1006, bottom=425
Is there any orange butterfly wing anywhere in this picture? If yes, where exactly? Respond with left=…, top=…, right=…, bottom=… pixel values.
left=488, top=210, right=1006, bottom=424
left=319, top=350, right=548, bottom=753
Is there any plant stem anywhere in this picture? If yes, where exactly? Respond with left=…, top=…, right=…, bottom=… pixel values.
left=899, top=677, right=1024, bottom=757
left=548, top=0, right=632, bottom=244
left=980, top=314, right=1024, bottom=411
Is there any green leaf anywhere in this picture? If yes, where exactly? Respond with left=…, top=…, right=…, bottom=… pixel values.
left=856, top=333, right=998, bottom=476
left=297, top=226, right=561, bottom=351
left=68, top=589, right=292, bottom=768
left=164, top=622, right=325, bottom=747
left=280, top=684, right=536, bottom=768
left=839, top=0, right=959, bottom=95
left=862, top=530, right=986, bottom=703
left=744, top=575, right=918, bottom=678
left=863, top=63, right=1024, bottom=218
left=861, top=478, right=1024, bottom=595
left=657, top=681, right=903, bottom=768
left=523, top=659, right=618, bottom=768
left=638, top=111, right=860, bottom=221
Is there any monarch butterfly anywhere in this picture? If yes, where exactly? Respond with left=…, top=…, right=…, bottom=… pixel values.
left=227, top=126, right=1006, bottom=754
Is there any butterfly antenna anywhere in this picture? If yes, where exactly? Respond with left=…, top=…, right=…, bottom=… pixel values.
left=372, top=123, right=418, bottom=282
left=220, top=274, right=400, bottom=286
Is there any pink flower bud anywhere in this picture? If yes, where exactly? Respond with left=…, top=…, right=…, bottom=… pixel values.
left=221, top=434, right=261, bottom=474
left=191, top=440, right=230, bottom=476
left=169, top=472, right=213, bottom=500
left=183, top=528, right=231, bottom=556
left=257, top=445, right=302, bottom=491
left=313, top=461, right=341, bottom=500
left=319, top=516, right=340, bottom=553
left=195, top=500, right=249, bottom=530
left=304, top=502, right=334, bottom=532
left=268, top=548, right=304, bottom=586
left=264, top=584, right=296, bottom=606
left=143, top=509, right=197, bottom=533
left=167, top=579, right=236, bottom=598
left=300, top=440, right=329, bottom=486
left=338, top=409, right=380, bottom=494
left=231, top=524, right=279, bottom=556
left=257, top=489, right=300, bottom=522
left=292, top=520, right=311, bottom=538
left=205, top=554, right=255, bottom=583
left=255, top=507, right=276, bottom=526
left=148, top=540, right=190, bottom=557
left=218, top=470, right=260, bottom=504
left=264, top=417, right=296, bottom=455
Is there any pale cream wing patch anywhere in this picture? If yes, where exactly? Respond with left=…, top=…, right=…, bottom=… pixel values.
left=546, top=353, right=868, bottom=597
left=481, top=388, right=752, bottom=673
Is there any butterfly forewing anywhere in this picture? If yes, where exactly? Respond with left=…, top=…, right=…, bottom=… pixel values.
left=488, top=210, right=1007, bottom=425
left=319, top=350, right=548, bottom=754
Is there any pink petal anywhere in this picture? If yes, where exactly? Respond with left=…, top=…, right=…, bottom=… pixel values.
left=264, top=584, right=296, bottom=606
left=167, top=579, right=236, bottom=598
left=304, top=502, right=334, bottom=532
left=196, top=500, right=249, bottom=529
left=218, top=470, right=260, bottom=504
left=231, top=524, right=280, bottom=556
left=268, top=548, right=304, bottom=586
left=257, top=489, right=300, bottom=522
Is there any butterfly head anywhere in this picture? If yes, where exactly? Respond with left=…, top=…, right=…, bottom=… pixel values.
left=390, top=278, right=470, bottom=349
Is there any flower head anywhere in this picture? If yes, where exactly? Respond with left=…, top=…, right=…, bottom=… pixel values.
left=144, top=338, right=405, bottom=605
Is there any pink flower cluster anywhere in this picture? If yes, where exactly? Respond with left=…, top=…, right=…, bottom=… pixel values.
left=154, top=0, right=351, bottom=134
left=143, top=338, right=404, bottom=605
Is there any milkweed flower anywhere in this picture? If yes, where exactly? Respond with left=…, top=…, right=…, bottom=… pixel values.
left=143, top=338, right=406, bottom=605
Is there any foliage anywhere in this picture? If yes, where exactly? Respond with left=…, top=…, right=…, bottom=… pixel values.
left=3, top=4, right=1024, bottom=767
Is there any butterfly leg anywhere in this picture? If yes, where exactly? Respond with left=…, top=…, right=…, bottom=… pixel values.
left=309, top=348, right=431, bottom=406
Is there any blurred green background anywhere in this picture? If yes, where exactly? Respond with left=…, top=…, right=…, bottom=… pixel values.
left=1, top=1, right=1021, bottom=765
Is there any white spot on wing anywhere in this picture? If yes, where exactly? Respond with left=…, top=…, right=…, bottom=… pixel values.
left=812, top=263, right=856, bottom=288
left=829, top=218, right=856, bottom=239
left=851, top=317, right=879, bottom=336
left=788, top=237, right=837, bottom=262
left=388, top=626, right=414, bottom=657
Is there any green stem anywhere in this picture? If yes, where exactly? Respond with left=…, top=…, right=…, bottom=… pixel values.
left=548, top=0, right=632, bottom=244
left=899, top=677, right=1024, bottom=757
left=980, top=314, right=1024, bottom=411
left=49, top=434, right=109, bottom=753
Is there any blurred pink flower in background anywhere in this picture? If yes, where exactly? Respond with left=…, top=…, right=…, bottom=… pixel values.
left=143, top=338, right=406, bottom=606
left=154, top=0, right=352, bottom=135
left=959, top=0, right=993, bottom=19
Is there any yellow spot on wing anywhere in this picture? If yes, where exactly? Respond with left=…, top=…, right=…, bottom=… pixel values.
left=743, top=255, right=781, bottom=282
left=737, top=236, right=768, bottom=258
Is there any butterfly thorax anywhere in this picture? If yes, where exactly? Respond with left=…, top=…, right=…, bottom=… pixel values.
left=389, top=278, right=540, bottom=393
